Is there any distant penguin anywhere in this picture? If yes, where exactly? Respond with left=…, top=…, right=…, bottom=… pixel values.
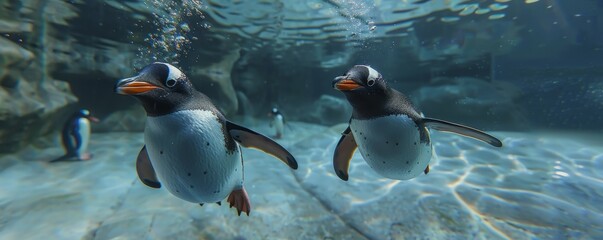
left=115, top=62, right=298, bottom=216
left=268, top=107, right=285, bottom=139
left=51, top=109, right=99, bottom=162
left=332, top=65, right=502, bottom=181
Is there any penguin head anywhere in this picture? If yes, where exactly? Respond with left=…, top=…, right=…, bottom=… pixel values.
left=115, top=62, right=198, bottom=115
left=267, top=107, right=281, bottom=117
left=115, top=62, right=193, bottom=97
left=76, top=109, right=99, bottom=122
left=332, top=65, right=385, bottom=93
left=271, top=107, right=280, bottom=115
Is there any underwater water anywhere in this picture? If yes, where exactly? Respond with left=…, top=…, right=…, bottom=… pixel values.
left=1, top=0, right=602, bottom=239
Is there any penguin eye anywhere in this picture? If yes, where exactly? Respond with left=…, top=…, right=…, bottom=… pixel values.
left=367, top=79, right=375, bottom=87
left=165, top=79, right=177, bottom=87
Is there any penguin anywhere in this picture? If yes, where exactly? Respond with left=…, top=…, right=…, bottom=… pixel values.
left=268, top=107, right=285, bottom=139
left=115, top=62, right=298, bottom=216
left=50, top=109, right=99, bottom=162
left=331, top=65, right=502, bottom=181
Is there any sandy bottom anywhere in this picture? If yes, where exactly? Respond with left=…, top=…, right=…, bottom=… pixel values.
left=0, top=121, right=601, bottom=240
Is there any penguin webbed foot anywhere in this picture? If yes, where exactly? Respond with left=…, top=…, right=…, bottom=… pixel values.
left=79, top=153, right=93, bottom=161
left=227, top=188, right=251, bottom=216
left=424, top=165, right=430, bottom=175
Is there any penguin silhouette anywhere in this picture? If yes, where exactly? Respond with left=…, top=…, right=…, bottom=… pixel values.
left=51, top=109, right=99, bottom=162
left=115, top=62, right=298, bottom=216
left=332, top=65, right=502, bottom=181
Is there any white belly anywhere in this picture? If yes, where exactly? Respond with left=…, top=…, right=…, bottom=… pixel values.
left=350, top=114, right=432, bottom=180
left=76, top=118, right=91, bottom=155
left=145, top=109, right=243, bottom=203
left=274, top=115, right=284, bottom=135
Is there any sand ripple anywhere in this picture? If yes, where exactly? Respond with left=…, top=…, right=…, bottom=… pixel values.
left=0, top=124, right=601, bottom=239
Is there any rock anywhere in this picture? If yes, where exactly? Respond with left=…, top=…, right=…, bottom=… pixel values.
left=190, top=49, right=241, bottom=116
left=0, top=1, right=158, bottom=152
left=0, top=74, right=20, bottom=88
left=0, top=1, right=116, bottom=153
left=93, top=106, right=146, bottom=132
left=0, top=36, right=77, bottom=153
left=51, top=39, right=138, bottom=80
left=412, top=77, right=528, bottom=130
left=0, top=19, right=33, bottom=33
left=302, top=95, right=352, bottom=126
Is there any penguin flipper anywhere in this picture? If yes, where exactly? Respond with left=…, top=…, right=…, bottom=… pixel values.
left=422, top=118, right=502, bottom=147
left=226, top=121, right=298, bottom=169
left=333, top=126, right=357, bottom=181
left=136, top=145, right=161, bottom=188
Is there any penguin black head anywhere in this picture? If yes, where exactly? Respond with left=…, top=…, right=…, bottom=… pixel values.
left=270, top=107, right=281, bottom=115
left=115, top=62, right=198, bottom=116
left=332, top=65, right=385, bottom=93
left=333, top=65, right=408, bottom=119
left=115, top=62, right=192, bottom=97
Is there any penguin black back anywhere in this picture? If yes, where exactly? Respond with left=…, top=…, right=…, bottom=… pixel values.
left=60, top=111, right=83, bottom=157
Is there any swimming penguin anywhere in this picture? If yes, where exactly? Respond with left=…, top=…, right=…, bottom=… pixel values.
left=115, top=62, right=297, bottom=216
left=331, top=65, right=502, bottom=181
left=50, top=109, right=99, bottom=162
left=268, top=107, right=285, bottom=139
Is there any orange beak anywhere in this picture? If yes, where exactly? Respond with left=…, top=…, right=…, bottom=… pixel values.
left=116, top=80, right=160, bottom=95
left=87, top=116, right=100, bottom=122
left=334, top=79, right=362, bottom=91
